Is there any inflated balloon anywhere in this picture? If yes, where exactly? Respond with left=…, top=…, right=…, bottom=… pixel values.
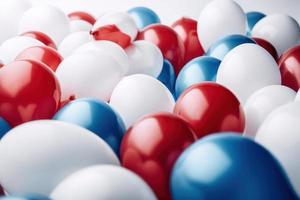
left=21, top=31, right=57, bottom=49
left=137, top=24, right=185, bottom=75
left=244, top=85, right=296, bottom=138
left=51, top=165, right=157, bottom=200
left=68, top=11, right=96, bottom=25
left=0, top=60, right=61, bottom=127
left=157, top=60, right=176, bottom=94
left=252, top=14, right=300, bottom=55
left=246, top=11, right=265, bottom=35
left=121, top=113, right=196, bottom=200
left=171, top=134, right=298, bottom=200
left=206, top=34, right=256, bottom=60
left=217, top=43, right=281, bottom=104
left=253, top=37, right=278, bottom=60
left=256, top=101, right=300, bottom=196
left=171, top=17, right=204, bottom=64
left=0, top=118, right=11, bottom=139
left=18, top=5, right=70, bottom=45
left=15, top=46, right=63, bottom=72
left=128, top=7, right=160, bottom=29
left=175, top=56, right=221, bottom=97
left=110, top=74, right=175, bottom=128
left=53, top=98, right=125, bottom=155
left=174, top=82, right=245, bottom=138
left=69, top=19, right=92, bottom=33
left=0, top=196, right=51, bottom=200
left=0, top=120, right=119, bottom=196
left=278, top=45, right=300, bottom=91
left=197, top=0, right=246, bottom=51
left=125, top=40, right=163, bottom=77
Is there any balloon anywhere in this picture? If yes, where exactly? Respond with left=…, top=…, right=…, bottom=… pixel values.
left=253, top=37, right=278, bottom=60
left=278, top=45, right=300, bottom=91
left=137, top=24, right=185, bottom=75
left=0, top=118, right=11, bottom=139
left=252, top=14, right=300, bottom=55
left=171, top=134, right=298, bottom=200
left=0, top=36, right=44, bottom=64
left=68, top=11, right=96, bottom=25
left=0, top=60, right=61, bottom=127
left=128, top=7, right=160, bottom=29
left=244, top=85, right=296, bottom=138
left=121, top=113, right=196, bottom=200
left=0, top=185, right=4, bottom=196
left=21, top=31, right=56, bottom=49
left=256, top=101, right=300, bottom=196
left=110, top=74, right=175, bottom=128
left=207, top=34, right=256, bottom=60
left=171, top=17, right=204, bottom=64
left=175, top=56, right=221, bottom=97
left=174, top=82, right=245, bottom=138
left=157, top=60, right=176, bottom=94
left=15, top=46, right=63, bottom=72
left=53, top=98, right=125, bottom=155
left=197, top=0, right=246, bottom=51
left=216, top=43, right=281, bottom=104
left=69, top=20, right=92, bottom=33
left=18, top=5, right=70, bottom=45
left=246, top=11, right=265, bottom=35
left=0, top=196, right=50, bottom=200
left=125, top=40, right=163, bottom=77
left=56, top=50, right=124, bottom=102
left=0, top=120, right=119, bottom=196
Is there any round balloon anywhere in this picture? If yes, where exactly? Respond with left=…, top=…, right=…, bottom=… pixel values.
left=0, top=118, right=11, bottom=139
left=157, top=60, right=176, bottom=95
left=252, top=37, right=278, bottom=60
left=128, top=7, right=160, bottom=29
left=21, top=31, right=56, bottom=49
left=246, top=11, right=265, bottom=35
left=68, top=11, right=96, bottom=25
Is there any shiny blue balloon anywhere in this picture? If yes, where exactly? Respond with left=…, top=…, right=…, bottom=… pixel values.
left=246, top=11, right=266, bottom=36
left=0, top=196, right=50, bottom=200
left=157, top=59, right=176, bottom=94
left=206, top=34, right=256, bottom=60
left=171, top=133, right=298, bottom=200
left=128, top=7, right=161, bottom=29
left=0, top=117, right=10, bottom=139
left=175, top=56, right=221, bottom=98
left=53, top=98, right=126, bottom=155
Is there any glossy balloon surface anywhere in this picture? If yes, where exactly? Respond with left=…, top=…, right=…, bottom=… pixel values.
left=21, top=31, right=56, bottom=49
left=68, top=11, right=96, bottom=25
left=0, top=118, right=11, bottom=139
left=128, top=7, right=160, bottom=29
left=253, top=37, right=278, bottom=60
left=246, top=11, right=265, bottom=35
left=157, top=60, right=176, bottom=95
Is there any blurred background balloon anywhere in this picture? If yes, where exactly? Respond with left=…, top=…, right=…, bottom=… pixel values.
left=128, top=7, right=161, bottom=29
left=157, top=60, right=176, bottom=95
left=246, top=11, right=265, bottom=35
left=0, top=118, right=11, bottom=139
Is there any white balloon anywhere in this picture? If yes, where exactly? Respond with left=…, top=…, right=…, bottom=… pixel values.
left=58, top=31, right=93, bottom=58
left=252, top=14, right=300, bottom=56
left=295, top=90, right=300, bottom=101
left=125, top=41, right=163, bottom=77
left=256, top=101, right=300, bottom=196
left=197, top=0, right=246, bottom=51
left=18, top=5, right=70, bottom=45
left=0, top=120, right=119, bottom=196
left=110, top=74, right=175, bottom=128
left=70, top=20, right=93, bottom=33
left=51, top=165, right=157, bottom=200
left=56, top=50, right=124, bottom=102
left=216, top=43, right=281, bottom=104
left=244, top=85, right=296, bottom=138
left=0, top=36, right=44, bottom=64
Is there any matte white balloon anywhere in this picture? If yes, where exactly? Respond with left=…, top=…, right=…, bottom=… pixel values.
left=70, top=20, right=92, bottom=33
left=256, top=102, right=300, bottom=196
left=244, top=85, right=296, bottom=138
left=51, top=165, right=157, bottom=200
left=125, top=41, right=163, bottom=77
left=197, top=0, right=246, bottom=51
left=0, top=120, right=119, bottom=196
left=216, top=43, right=281, bottom=104
left=18, top=5, right=70, bottom=45
left=110, top=74, right=175, bottom=128
left=252, top=14, right=300, bottom=55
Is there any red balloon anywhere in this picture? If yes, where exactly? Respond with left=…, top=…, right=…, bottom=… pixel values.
left=68, top=11, right=96, bottom=25
left=21, top=31, right=57, bottom=49
left=0, top=185, right=4, bottom=196
left=171, top=17, right=204, bottom=65
left=121, top=113, right=196, bottom=200
left=137, top=24, right=185, bottom=75
left=253, top=37, right=278, bottom=60
left=0, top=60, right=61, bottom=127
left=15, top=46, right=63, bottom=72
left=278, top=45, right=300, bottom=91
left=174, top=82, right=245, bottom=138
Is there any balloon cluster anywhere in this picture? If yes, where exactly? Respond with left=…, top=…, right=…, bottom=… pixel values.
left=0, top=0, right=299, bottom=200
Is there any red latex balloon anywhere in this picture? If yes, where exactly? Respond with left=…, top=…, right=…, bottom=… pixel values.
left=15, top=46, right=63, bottom=72
left=137, top=24, right=185, bottom=75
left=68, top=11, right=96, bottom=25
left=278, top=45, right=300, bottom=91
left=0, top=60, right=61, bottom=127
left=121, top=113, right=196, bottom=200
left=171, top=17, right=204, bottom=65
left=21, top=31, right=57, bottom=49
left=253, top=37, right=278, bottom=60
left=174, top=82, right=245, bottom=138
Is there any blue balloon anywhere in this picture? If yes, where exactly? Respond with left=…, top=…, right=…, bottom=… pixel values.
left=171, top=133, right=298, bottom=200
left=0, top=117, right=10, bottom=139
left=175, top=56, right=221, bottom=98
left=53, top=98, right=125, bottom=155
left=0, top=196, right=50, bottom=200
left=157, top=60, right=176, bottom=94
left=246, top=11, right=266, bottom=35
left=206, top=34, right=256, bottom=60
left=128, top=7, right=161, bottom=29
